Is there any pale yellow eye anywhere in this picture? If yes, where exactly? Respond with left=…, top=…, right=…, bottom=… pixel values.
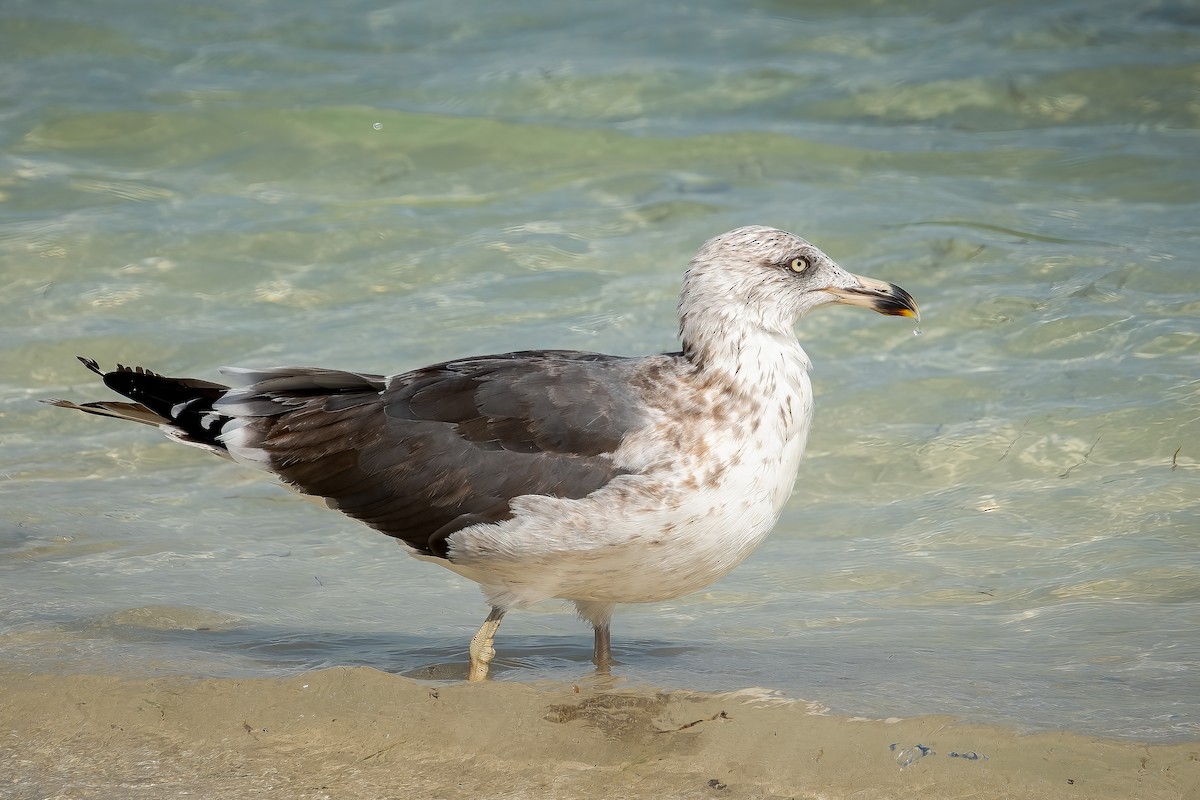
left=788, top=256, right=810, bottom=272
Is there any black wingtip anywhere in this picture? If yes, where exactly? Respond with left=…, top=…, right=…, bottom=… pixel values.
left=77, top=357, right=170, bottom=381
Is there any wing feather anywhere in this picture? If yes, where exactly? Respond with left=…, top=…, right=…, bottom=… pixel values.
left=219, top=352, right=646, bottom=557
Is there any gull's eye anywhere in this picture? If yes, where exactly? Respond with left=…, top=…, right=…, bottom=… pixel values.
left=788, top=256, right=810, bottom=273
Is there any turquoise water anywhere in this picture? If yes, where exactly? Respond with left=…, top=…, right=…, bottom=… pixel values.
left=2, top=0, right=1198, bottom=742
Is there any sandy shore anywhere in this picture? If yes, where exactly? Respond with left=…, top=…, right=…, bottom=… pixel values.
left=3, top=667, right=1196, bottom=800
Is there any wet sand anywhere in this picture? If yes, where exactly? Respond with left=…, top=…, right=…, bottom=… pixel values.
left=3, top=667, right=1196, bottom=799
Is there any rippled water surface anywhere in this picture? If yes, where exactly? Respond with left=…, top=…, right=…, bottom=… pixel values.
left=2, top=0, right=1198, bottom=742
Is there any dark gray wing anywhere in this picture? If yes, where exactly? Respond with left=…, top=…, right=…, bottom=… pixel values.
left=218, top=350, right=648, bottom=558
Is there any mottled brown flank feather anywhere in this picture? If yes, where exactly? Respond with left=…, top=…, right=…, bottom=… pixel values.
left=227, top=351, right=647, bottom=557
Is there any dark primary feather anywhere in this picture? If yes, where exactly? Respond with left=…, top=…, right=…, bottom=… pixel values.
left=98, top=361, right=232, bottom=445
left=41, top=358, right=234, bottom=451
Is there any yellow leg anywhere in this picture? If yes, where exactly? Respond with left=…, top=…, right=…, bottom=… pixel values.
left=468, top=606, right=505, bottom=681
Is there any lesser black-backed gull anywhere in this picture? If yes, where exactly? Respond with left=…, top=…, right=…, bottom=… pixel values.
left=46, top=225, right=919, bottom=680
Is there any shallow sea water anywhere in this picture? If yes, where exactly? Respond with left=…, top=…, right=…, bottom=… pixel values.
left=2, top=0, right=1198, bottom=742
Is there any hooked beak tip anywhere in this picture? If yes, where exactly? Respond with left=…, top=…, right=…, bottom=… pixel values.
left=830, top=275, right=920, bottom=321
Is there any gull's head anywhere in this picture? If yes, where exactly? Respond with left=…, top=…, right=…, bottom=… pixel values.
left=680, top=225, right=919, bottom=340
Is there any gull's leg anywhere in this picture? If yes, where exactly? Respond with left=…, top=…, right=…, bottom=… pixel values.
left=468, top=606, right=505, bottom=681
left=575, top=600, right=616, bottom=673
left=593, top=623, right=612, bottom=671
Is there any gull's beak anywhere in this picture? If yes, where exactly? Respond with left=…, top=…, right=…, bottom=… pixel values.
left=828, top=274, right=920, bottom=320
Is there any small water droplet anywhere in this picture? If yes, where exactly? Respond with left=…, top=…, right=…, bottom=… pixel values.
left=913, top=326, right=923, bottom=337
left=372, top=122, right=382, bottom=130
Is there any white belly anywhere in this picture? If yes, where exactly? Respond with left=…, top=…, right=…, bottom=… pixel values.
left=440, top=365, right=814, bottom=610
